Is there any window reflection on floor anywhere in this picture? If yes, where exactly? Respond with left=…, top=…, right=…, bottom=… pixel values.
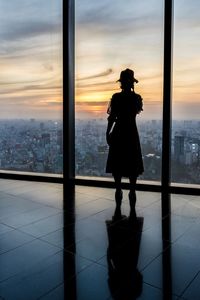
left=0, top=181, right=200, bottom=299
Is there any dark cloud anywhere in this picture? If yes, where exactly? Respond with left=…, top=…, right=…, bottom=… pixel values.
left=78, top=16, right=162, bottom=38
left=0, top=41, right=59, bottom=59
left=0, top=80, right=41, bottom=86
left=0, top=84, right=61, bottom=95
left=0, top=94, right=58, bottom=104
left=77, top=81, right=114, bottom=88
left=77, top=69, right=113, bottom=81
left=76, top=2, right=114, bottom=26
left=24, top=85, right=61, bottom=91
left=0, top=20, right=61, bottom=42
left=76, top=1, right=163, bottom=37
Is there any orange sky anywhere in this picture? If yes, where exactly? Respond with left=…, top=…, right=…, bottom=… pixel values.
left=0, top=0, right=62, bottom=120
left=1, top=0, right=200, bottom=120
left=75, top=0, right=200, bottom=120
left=75, top=67, right=163, bottom=119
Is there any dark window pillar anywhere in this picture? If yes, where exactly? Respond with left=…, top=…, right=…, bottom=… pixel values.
left=64, top=0, right=75, bottom=189
left=162, top=0, right=173, bottom=240
left=162, top=0, right=173, bottom=217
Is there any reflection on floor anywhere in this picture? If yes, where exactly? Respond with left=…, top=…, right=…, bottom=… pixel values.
left=0, top=180, right=200, bottom=299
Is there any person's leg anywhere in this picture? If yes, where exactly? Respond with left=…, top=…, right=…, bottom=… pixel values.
left=113, top=173, right=122, bottom=217
left=129, top=175, right=137, bottom=218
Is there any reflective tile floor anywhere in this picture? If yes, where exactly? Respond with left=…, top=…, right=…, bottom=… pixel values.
left=0, top=180, right=200, bottom=299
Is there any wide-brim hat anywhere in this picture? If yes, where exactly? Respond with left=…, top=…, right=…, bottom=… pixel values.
left=117, top=68, right=138, bottom=83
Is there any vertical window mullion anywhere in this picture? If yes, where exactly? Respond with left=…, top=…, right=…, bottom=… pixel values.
left=162, top=0, right=173, bottom=218
left=64, top=0, right=75, bottom=187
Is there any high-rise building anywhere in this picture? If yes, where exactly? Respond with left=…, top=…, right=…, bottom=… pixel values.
left=174, top=135, right=185, bottom=163
left=57, top=130, right=63, bottom=154
left=41, top=133, right=50, bottom=147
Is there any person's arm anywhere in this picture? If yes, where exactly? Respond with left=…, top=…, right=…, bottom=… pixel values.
left=106, top=95, right=116, bottom=145
left=106, top=119, right=114, bottom=145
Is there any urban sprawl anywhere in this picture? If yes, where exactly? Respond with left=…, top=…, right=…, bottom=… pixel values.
left=0, top=118, right=199, bottom=184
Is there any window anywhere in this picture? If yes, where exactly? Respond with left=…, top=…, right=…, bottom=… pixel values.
left=0, top=0, right=63, bottom=174
left=75, top=0, right=164, bottom=182
left=172, top=1, right=200, bottom=185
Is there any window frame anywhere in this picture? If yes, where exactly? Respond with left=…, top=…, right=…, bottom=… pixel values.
left=71, top=0, right=200, bottom=216
left=1, top=0, right=200, bottom=204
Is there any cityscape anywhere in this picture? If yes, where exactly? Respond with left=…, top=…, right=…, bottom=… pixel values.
left=1, top=118, right=199, bottom=185
left=0, top=119, right=63, bottom=174
left=76, top=118, right=200, bottom=185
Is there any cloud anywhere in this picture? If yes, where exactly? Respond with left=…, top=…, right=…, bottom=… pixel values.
left=0, top=79, right=46, bottom=86
left=0, top=84, right=61, bottom=96
left=45, top=101, right=62, bottom=106
left=77, top=81, right=114, bottom=88
left=0, top=20, right=61, bottom=42
left=77, top=69, right=113, bottom=81
left=76, top=0, right=163, bottom=37
left=76, top=101, right=108, bottom=106
left=0, top=0, right=62, bottom=120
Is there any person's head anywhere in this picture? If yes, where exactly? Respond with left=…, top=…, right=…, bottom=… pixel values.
left=118, top=68, right=138, bottom=90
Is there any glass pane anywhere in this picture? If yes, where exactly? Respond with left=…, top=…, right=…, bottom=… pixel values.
left=75, top=0, right=163, bottom=182
left=0, top=0, right=63, bottom=174
left=172, top=1, right=200, bottom=185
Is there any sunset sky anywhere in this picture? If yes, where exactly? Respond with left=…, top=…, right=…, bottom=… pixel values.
left=75, top=0, right=200, bottom=120
left=0, top=0, right=62, bottom=119
left=0, top=1, right=200, bottom=120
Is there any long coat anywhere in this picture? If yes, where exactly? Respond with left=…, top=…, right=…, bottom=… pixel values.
left=106, top=91, right=144, bottom=177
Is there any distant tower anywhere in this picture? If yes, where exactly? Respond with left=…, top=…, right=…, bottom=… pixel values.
left=174, top=135, right=184, bottom=163
left=41, top=133, right=50, bottom=147
left=40, top=122, right=45, bottom=131
left=57, top=129, right=63, bottom=154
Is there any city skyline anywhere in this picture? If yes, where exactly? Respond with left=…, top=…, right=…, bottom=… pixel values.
left=0, top=119, right=63, bottom=173
left=76, top=118, right=200, bottom=184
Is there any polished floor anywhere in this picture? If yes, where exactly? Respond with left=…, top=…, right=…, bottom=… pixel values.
left=0, top=180, right=200, bottom=299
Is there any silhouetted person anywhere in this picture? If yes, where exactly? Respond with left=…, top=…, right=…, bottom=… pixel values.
left=106, top=69, right=144, bottom=220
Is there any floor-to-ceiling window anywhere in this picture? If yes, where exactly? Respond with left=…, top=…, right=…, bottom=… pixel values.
left=172, top=0, right=200, bottom=185
left=75, top=0, right=164, bottom=182
left=0, top=0, right=63, bottom=174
